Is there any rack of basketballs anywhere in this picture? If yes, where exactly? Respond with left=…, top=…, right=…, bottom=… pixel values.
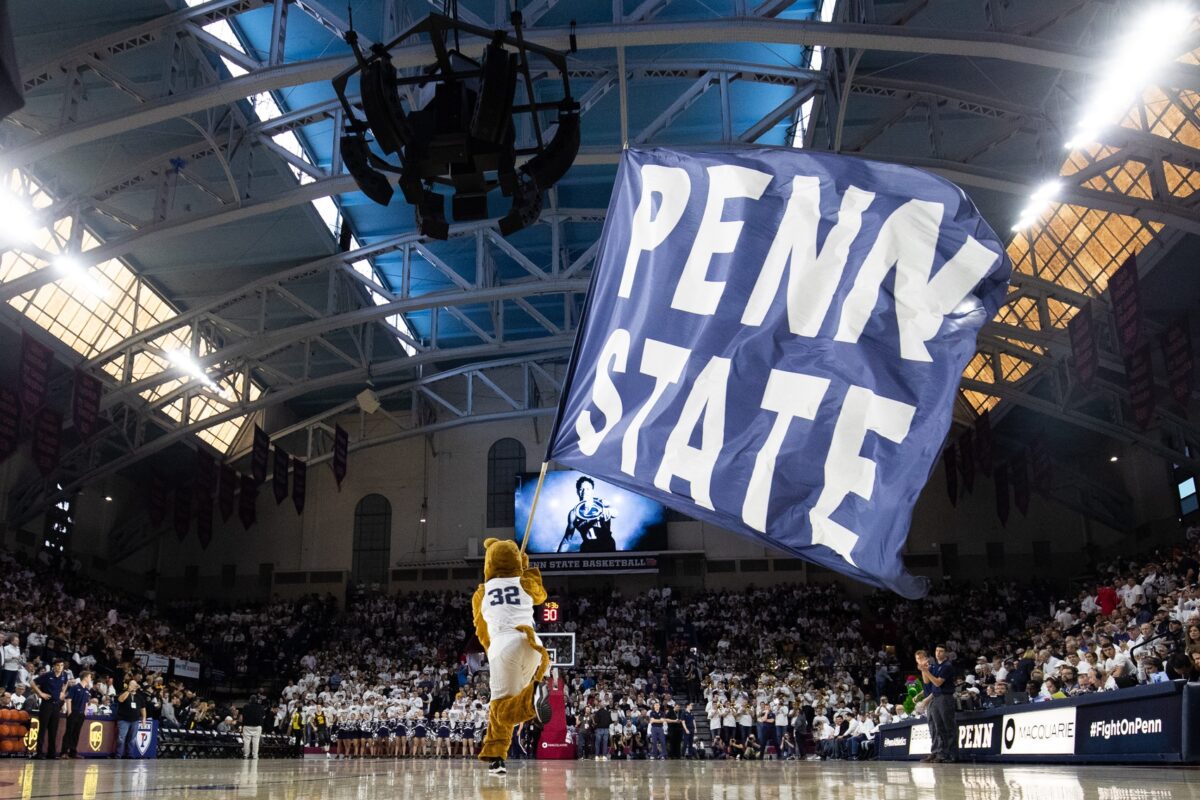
left=0, top=709, right=32, bottom=756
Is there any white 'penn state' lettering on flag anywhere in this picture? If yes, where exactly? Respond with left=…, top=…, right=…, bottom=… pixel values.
left=546, top=148, right=1010, bottom=598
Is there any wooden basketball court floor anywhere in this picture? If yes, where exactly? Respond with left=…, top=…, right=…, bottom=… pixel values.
left=0, top=758, right=1192, bottom=800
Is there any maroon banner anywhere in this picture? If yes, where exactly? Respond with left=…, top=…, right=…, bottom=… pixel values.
left=1108, top=255, right=1141, bottom=356
left=1068, top=303, right=1098, bottom=391
left=994, top=463, right=1010, bottom=528
left=148, top=476, right=168, bottom=527
left=272, top=447, right=289, bottom=504
left=1162, top=317, right=1193, bottom=410
left=19, top=334, right=53, bottom=417
left=1011, top=452, right=1030, bottom=517
left=942, top=443, right=958, bottom=507
left=958, top=428, right=975, bottom=494
left=0, top=387, right=19, bottom=464
left=195, top=492, right=213, bottom=550
left=974, top=410, right=993, bottom=476
left=239, top=474, right=258, bottom=530
left=31, top=408, right=61, bottom=477
left=173, top=486, right=191, bottom=541
left=195, top=450, right=216, bottom=498
left=940, top=443, right=960, bottom=506
left=292, top=458, right=307, bottom=515
left=71, top=370, right=102, bottom=442
left=251, top=426, right=270, bottom=484
left=1030, top=439, right=1052, bottom=489
left=333, top=425, right=348, bottom=488
left=1126, top=343, right=1155, bottom=430
left=218, top=464, right=237, bottom=522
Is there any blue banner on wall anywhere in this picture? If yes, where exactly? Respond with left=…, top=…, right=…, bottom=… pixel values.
left=547, top=148, right=1009, bottom=597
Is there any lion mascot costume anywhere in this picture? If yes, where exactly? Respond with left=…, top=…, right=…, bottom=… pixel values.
left=472, top=537, right=552, bottom=775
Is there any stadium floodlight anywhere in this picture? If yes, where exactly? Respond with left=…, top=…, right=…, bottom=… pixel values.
left=1011, top=181, right=1061, bottom=232
left=167, top=349, right=216, bottom=387
left=0, top=191, right=36, bottom=245
left=54, top=256, right=103, bottom=297
left=331, top=11, right=579, bottom=239
left=1064, top=4, right=1193, bottom=149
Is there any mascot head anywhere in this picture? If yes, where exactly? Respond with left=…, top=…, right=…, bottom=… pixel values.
left=482, top=537, right=527, bottom=580
left=902, top=675, right=924, bottom=714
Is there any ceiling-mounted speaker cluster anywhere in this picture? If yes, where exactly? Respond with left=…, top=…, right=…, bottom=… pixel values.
left=332, top=12, right=580, bottom=240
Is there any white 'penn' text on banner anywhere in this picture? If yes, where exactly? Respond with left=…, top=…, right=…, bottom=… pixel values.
left=547, top=148, right=1010, bottom=598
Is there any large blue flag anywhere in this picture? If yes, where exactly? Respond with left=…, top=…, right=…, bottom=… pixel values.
left=547, top=148, right=1010, bottom=597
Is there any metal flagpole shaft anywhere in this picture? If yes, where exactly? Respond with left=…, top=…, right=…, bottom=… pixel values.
left=520, top=461, right=550, bottom=555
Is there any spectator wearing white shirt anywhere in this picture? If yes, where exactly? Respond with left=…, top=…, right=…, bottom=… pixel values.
left=1054, top=604, right=1077, bottom=630
left=1080, top=592, right=1100, bottom=616
left=1102, top=644, right=1136, bottom=687
left=1119, top=578, right=1145, bottom=610
left=774, top=704, right=790, bottom=747
left=1, top=636, right=21, bottom=692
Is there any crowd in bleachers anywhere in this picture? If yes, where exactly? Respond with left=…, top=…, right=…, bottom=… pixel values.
left=5, top=523, right=1200, bottom=761
left=0, top=548, right=338, bottom=740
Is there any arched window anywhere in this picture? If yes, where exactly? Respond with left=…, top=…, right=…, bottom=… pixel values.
left=352, top=494, right=391, bottom=585
left=487, top=438, right=526, bottom=528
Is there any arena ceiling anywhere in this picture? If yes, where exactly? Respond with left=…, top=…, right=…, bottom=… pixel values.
left=2, top=0, right=1200, bottom=526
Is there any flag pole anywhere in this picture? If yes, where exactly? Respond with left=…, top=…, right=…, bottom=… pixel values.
left=519, top=461, right=550, bottom=555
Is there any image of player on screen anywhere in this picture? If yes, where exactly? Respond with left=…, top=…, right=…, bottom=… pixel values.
left=556, top=476, right=618, bottom=553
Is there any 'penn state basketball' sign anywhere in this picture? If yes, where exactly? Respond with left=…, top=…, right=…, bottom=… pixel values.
left=547, top=148, right=1009, bottom=598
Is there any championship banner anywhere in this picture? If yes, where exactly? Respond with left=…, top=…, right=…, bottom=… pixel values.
left=195, top=449, right=216, bottom=498
left=0, top=387, right=19, bottom=463
left=239, top=473, right=258, bottom=530
left=32, top=408, right=61, bottom=476
left=173, top=486, right=191, bottom=541
left=195, top=492, right=213, bottom=550
left=292, top=458, right=307, bottom=514
left=72, top=370, right=102, bottom=442
left=975, top=409, right=994, bottom=476
left=1126, top=343, right=1155, bottom=430
left=994, top=462, right=1009, bottom=527
left=251, top=426, right=269, bottom=483
left=1011, top=451, right=1030, bottom=517
left=148, top=476, right=168, bottom=526
left=333, top=424, right=349, bottom=487
left=19, top=333, right=53, bottom=416
left=1162, top=317, right=1193, bottom=410
left=273, top=447, right=289, bottom=504
left=1068, top=303, right=1098, bottom=391
left=1031, top=438, right=1052, bottom=489
left=546, top=148, right=1010, bottom=598
left=959, top=428, right=975, bottom=493
left=218, top=464, right=237, bottom=522
left=942, top=443, right=957, bottom=507
left=1108, top=255, right=1141, bottom=356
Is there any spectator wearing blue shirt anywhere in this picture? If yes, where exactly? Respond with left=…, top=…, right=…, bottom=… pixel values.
left=917, top=645, right=957, bottom=763
left=32, top=658, right=68, bottom=759
left=62, top=671, right=94, bottom=758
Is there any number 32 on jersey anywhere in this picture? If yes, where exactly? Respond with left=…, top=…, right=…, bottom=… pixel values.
left=487, top=586, right=521, bottom=605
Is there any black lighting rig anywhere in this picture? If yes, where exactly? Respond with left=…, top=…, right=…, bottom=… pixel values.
left=332, top=10, right=580, bottom=240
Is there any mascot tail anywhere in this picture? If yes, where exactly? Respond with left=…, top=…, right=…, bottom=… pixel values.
left=515, top=624, right=551, bottom=683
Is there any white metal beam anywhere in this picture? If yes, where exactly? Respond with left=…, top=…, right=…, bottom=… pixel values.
left=8, top=17, right=1190, bottom=169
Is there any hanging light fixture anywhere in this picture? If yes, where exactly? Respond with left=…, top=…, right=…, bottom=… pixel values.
left=332, top=10, right=580, bottom=240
